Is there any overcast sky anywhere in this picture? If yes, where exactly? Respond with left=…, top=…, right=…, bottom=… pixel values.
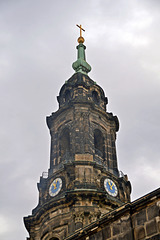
left=0, top=0, right=160, bottom=239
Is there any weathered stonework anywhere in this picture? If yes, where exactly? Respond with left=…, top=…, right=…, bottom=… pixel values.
left=24, top=72, right=131, bottom=240
left=64, top=188, right=160, bottom=240
left=24, top=40, right=159, bottom=240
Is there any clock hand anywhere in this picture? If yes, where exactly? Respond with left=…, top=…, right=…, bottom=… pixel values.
left=110, top=182, right=114, bottom=190
left=108, top=181, right=114, bottom=190
left=53, top=180, right=58, bottom=189
left=108, top=181, right=111, bottom=187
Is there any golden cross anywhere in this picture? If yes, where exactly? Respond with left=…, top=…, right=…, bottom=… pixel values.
left=76, top=24, right=85, bottom=38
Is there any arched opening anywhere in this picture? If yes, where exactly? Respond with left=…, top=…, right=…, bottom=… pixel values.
left=92, top=90, right=99, bottom=104
left=60, top=128, right=70, bottom=159
left=64, top=89, right=71, bottom=102
left=94, top=129, right=105, bottom=159
left=50, top=238, right=59, bottom=240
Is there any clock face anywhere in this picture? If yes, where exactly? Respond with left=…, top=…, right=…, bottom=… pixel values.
left=49, top=178, right=62, bottom=197
left=104, top=178, right=118, bottom=197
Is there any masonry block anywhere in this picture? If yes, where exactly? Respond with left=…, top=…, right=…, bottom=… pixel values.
left=102, top=225, right=111, bottom=239
left=89, top=231, right=103, bottom=240
left=113, top=223, right=121, bottom=236
left=136, top=210, right=147, bottom=226
left=147, top=204, right=159, bottom=220
left=146, top=219, right=157, bottom=236
left=135, top=226, right=145, bottom=240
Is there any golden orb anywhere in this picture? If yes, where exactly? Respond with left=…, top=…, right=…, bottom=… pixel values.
left=78, top=36, right=85, bottom=44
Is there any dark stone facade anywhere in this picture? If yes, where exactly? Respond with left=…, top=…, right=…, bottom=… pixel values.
left=24, top=72, right=131, bottom=240
left=64, top=188, right=160, bottom=240
left=47, top=72, right=119, bottom=176
left=24, top=58, right=159, bottom=240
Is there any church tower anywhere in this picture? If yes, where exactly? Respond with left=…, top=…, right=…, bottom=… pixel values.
left=24, top=25, right=131, bottom=240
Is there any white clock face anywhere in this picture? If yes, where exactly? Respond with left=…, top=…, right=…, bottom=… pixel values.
left=49, top=178, right=62, bottom=197
left=104, top=178, right=118, bottom=197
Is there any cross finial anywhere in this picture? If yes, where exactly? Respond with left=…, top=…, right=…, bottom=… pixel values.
left=76, top=24, right=85, bottom=37
left=76, top=24, right=85, bottom=43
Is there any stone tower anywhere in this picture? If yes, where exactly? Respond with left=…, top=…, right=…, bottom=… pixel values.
left=24, top=26, right=131, bottom=240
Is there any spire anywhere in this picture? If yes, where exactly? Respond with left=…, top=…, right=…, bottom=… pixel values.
left=72, top=24, right=91, bottom=75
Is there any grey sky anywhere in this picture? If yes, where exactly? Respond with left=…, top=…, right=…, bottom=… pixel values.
left=0, top=1, right=160, bottom=239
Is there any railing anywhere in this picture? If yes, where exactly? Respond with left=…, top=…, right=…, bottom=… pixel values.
left=42, top=172, right=48, bottom=178
left=41, top=163, right=126, bottom=180
left=119, top=170, right=125, bottom=178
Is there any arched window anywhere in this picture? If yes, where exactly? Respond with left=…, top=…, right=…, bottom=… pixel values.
left=60, top=128, right=70, bottom=159
left=64, top=89, right=71, bottom=102
left=50, top=238, right=59, bottom=240
left=92, top=90, right=99, bottom=104
left=94, top=129, right=105, bottom=159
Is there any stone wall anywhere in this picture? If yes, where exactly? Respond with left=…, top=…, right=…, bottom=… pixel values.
left=132, top=197, right=160, bottom=240
left=65, top=188, right=160, bottom=240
